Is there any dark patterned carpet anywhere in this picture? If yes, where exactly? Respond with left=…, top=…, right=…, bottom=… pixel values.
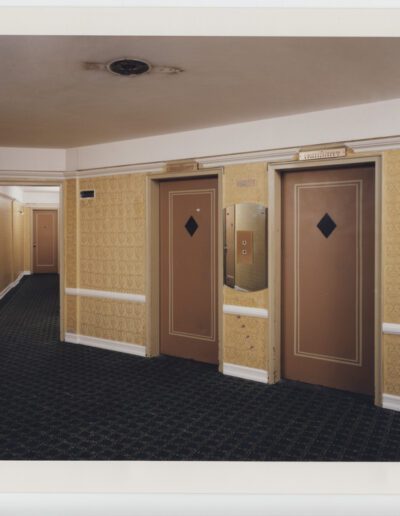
left=0, top=274, right=400, bottom=460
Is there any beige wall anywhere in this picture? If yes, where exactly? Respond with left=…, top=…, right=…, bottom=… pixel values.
left=0, top=195, right=14, bottom=293
left=382, top=151, right=400, bottom=395
left=23, top=207, right=32, bottom=272
left=12, top=201, right=25, bottom=280
left=78, top=175, right=145, bottom=294
left=0, top=195, right=25, bottom=294
left=64, top=174, right=146, bottom=346
left=63, top=150, right=400, bottom=395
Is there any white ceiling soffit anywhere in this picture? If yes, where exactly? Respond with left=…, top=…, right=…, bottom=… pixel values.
left=2, top=36, right=400, bottom=148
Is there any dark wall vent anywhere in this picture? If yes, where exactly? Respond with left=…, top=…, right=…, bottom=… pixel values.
left=80, top=190, right=95, bottom=199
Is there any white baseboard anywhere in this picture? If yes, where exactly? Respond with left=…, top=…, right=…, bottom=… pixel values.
left=0, top=283, right=14, bottom=301
left=0, top=271, right=28, bottom=301
left=64, top=332, right=146, bottom=357
left=223, top=362, right=268, bottom=383
left=382, top=393, right=400, bottom=412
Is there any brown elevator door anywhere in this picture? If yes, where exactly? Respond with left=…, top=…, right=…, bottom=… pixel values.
left=33, top=209, right=58, bottom=274
left=282, top=164, right=375, bottom=395
left=160, top=177, right=218, bottom=364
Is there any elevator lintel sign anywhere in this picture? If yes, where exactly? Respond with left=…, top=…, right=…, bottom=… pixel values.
left=236, top=179, right=256, bottom=187
left=299, top=147, right=347, bottom=161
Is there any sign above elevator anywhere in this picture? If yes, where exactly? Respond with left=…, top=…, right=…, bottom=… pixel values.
left=299, top=147, right=347, bottom=161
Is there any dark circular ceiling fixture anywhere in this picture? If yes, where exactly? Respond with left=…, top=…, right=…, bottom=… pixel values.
left=106, top=58, right=151, bottom=76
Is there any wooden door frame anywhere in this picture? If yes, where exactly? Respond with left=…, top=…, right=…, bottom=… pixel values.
left=267, top=156, right=383, bottom=406
left=146, top=168, right=224, bottom=370
left=31, top=207, right=59, bottom=274
left=0, top=180, right=64, bottom=342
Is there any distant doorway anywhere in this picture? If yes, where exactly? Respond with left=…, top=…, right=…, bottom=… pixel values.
left=33, top=209, right=58, bottom=274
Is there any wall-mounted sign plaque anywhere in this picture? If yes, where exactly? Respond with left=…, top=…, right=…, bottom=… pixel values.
left=299, top=147, right=347, bottom=161
left=80, top=190, right=95, bottom=199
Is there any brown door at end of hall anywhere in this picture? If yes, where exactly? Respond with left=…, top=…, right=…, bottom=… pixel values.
left=282, top=164, right=375, bottom=395
left=160, top=177, right=218, bottom=364
left=33, top=210, right=58, bottom=274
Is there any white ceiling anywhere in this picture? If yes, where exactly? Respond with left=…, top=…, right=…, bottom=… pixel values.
left=0, top=185, right=59, bottom=204
left=1, top=36, right=400, bottom=148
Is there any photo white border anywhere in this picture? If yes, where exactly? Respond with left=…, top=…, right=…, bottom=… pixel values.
left=1, top=3, right=400, bottom=514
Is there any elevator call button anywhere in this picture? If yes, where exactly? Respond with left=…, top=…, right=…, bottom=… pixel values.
left=237, top=230, right=254, bottom=264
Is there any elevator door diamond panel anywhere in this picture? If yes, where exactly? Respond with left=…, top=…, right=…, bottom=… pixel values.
left=185, top=216, right=198, bottom=237
left=317, top=213, right=337, bottom=238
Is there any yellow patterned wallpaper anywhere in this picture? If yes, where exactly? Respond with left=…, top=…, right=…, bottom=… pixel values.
left=12, top=201, right=25, bottom=280
left=23, top=207, right=32, bottom=272
left=65, top=294, right=78, bottom=334
left=0, top=195, right=13, bottom=293
left=64, top=173, right=147, bottom=349
left=65, top=295, right=145, bottom=345
left=79, top=297, right=145, bottom=345
left=224, top=314, right=268, bottom=369
left=65, top=179, right=77, bottom=289
left=0, top=197, right=25, bottom=291
left=79, top=175, right=146, bottom=294
left=382, top=151, right=400, bottom=324
left=64, top=179, right=78, bottom=339
left=223, top=286, right=269, bottom=310
left=223, top=162, right=268, bottom=206
left=383, top=334, right=400, bottom=395
left=382, top=151, right=400, bottom=395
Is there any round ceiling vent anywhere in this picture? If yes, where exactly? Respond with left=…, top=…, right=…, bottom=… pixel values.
left=106, top=58, right=151, bottom=77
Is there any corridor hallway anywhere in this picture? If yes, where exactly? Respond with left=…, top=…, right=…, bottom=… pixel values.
left=0, top=275, right=400, bottom=461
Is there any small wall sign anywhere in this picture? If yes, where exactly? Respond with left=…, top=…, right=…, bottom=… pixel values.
left=166, top=160, right=198, bottom=173
left=236, top=179, right=256, bottom=187
left=299, top=147, right=347, bottom=161
left=80, top=190, right=95, bottom=199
